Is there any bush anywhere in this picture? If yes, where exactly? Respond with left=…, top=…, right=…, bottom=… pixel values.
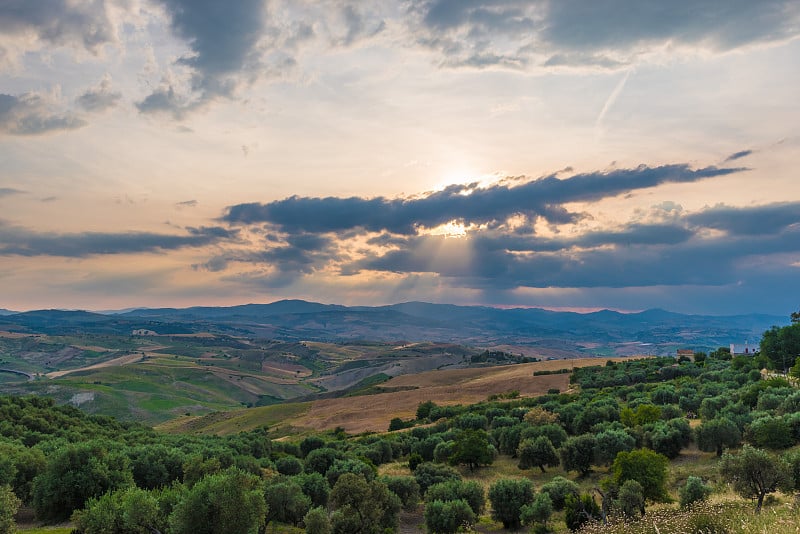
left=0, top=484, right=21, bottom=534
left=679, top=476, right=712, bottom=508
left=564, top=493, right=601, bottom=531
left=424, top=499, right=476, bottom=534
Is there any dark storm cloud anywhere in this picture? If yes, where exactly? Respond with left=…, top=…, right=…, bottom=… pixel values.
left=0, top=223, right=235, bottom=258
left=76, top=78, right=122, bottom=112
left=408, top=0, right=800, bottom=68
left=222, top=164, right=743, bottom=233
left=138, top=0, right=268, bottom=115
left=0, top=93, right=85, bottom=135
left=0, top=0, right=116, bottom=52
left=686, top=202, right=800, bottom=236
left=351, top=223, right=800, bottom=290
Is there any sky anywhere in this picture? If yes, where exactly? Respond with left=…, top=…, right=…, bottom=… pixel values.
left=0, top=0, right=799, bottom=315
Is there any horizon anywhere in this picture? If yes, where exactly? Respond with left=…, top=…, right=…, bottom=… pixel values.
left=1, top=298, right=789, bottom=319
left=1, top=1, right=799, bottom=315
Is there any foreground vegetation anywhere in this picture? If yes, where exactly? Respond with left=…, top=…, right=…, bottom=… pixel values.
left=1, top=315, right=800, bottom=533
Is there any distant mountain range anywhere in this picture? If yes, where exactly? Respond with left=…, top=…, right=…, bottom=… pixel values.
left=0, top=300, right=787, bottom=356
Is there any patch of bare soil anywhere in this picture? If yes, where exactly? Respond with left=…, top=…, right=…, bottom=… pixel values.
left=296, top=358, right=623, bottom=434
left=46, top=352, right=143, bottom=378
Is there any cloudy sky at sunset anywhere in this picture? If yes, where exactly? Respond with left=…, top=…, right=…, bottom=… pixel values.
left=1, top=0, right=799, bottom=314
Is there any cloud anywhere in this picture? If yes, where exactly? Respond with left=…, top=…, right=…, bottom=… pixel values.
left=221, top=163, right=744, bottom=233
left=0, top=222, right=236, bottom=257
left=0, top=187, right=26, bottom=198
left=350, top=221, right=800, bottom=290
left=724, top=149, right=754, bottom=162
left=407, top=0, right=800, bottom=69
left=175, top=199, right=198, bottom=208
left=337, top=4, right=386, bottom=46
left=0, top=0, right=117, bottom=54
left=75, top=76, right=122, bottom=112
left=0, top=93, right=85, bottom=135
left=687, top=202, right=800, bottom=235
left=135, top=85, right=192, bottom=119
left=137, top=0, right=270, bottom=116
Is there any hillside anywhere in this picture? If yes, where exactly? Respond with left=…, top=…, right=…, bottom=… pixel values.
left=157, top=357, right=625, bottom=435
left=0, top=300, right=785, bottom=356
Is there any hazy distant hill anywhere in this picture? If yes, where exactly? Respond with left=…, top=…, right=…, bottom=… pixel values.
left=0, top=300, right=786, bottom=356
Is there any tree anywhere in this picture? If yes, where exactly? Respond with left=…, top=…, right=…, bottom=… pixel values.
left=293, top=472, right=331, bottom=508
left=127, top=444, right=185, bottom=490
left=593, top=429, right=636, bottom=466
left=720, top=445, right=792, bottom=513
left=264, top=479, right=311, bottom=526
left=616, top=480, right=645, bottom=519
left=425, top=480, right=484, bottom=516
left=169, top=468, right=266, bottom=534
left=31, top=441, right=134, bottom=522
left=564, top=493, right=601, bottom=532
left=540, top=476, right=580, bottom=511
left=304, top=506, right=331, bottom=534
left=747, top=416, right=794, bottom=449
left=517, top=436, right=560, bottom=473
left=72, top=486, right=164, bottom=534
left=326, top=458, right=375, bottom=487
left=488, top=478, right=534, bottom=530
left=612, top=448, right=669, bottom=502
left=0, top=484, right=20, bottom=534
left=760, top=323, right=800, bottom=373
left=560, top=434, right=597, bottom=476
left=275, top=455, right=304, bottom=476
left=424, top=499, right=476, bottom=534
left=329, top=473, right=400, bottom=534
left=696, top=417, right=742, bottom=456
left=380, top=476, right=420, bottom=511
left=679, top=476, right=712, bottom=508
left=416, top=401, right=437, bottom=421
left=520, top=492, right=553, bottom=529
left=449, top=430, right=494, bottom=470
left=300, top=436, right=327, bottom=458
left=413, top=462, right=460, bottom=494
left=523, top=407, right=559, bottom=426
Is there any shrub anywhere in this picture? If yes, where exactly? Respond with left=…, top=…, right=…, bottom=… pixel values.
left=424, top=499, right=475, bottom=534
left=679, top=476, right=712, bottom=508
